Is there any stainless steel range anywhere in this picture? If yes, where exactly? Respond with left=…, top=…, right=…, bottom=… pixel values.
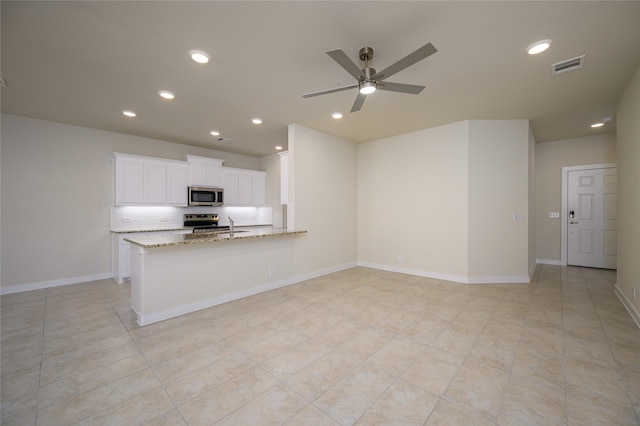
left=183, top=213, right=230, bottom=233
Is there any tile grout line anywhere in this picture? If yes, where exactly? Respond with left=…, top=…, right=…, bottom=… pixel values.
left=582, top=268, right=640, bottom=425
left=91, top=279, right=180, bottom=426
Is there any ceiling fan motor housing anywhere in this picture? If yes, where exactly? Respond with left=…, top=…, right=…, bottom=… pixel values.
left=363, top=67, right=376, bottom=80
left=359, top=47, right=376, bottom=82
left=359, top=47, right=374, bottom=61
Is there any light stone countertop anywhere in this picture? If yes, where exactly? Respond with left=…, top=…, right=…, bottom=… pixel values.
left=124, top=227, right=307, bottom=248
left=111, top=224, right=274, bottom=234
left=110, top=227, right=190, bottom=234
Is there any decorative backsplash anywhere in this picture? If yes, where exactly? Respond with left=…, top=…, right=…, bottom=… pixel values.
left=110, top=205, right=273, bottom=231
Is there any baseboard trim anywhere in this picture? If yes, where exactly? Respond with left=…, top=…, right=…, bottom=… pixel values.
left=536, top=258, right=564, bottom=266
left=357, top=261, right=530, bottom=284
left=135, top=262, right=357, bottom=326
left=357, top=261, right=469, bottom=283
left=614, top=284, right=640, bottom=329
left=1, top=272, right=114, bottom=295
left=466, top=274, right=531, bottom=284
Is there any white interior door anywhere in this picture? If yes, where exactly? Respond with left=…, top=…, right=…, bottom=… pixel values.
left=567, top=167, right=617, bottom=269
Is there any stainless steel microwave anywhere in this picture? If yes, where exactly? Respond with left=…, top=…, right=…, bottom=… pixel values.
left=188, top=186, right=223, bottom=207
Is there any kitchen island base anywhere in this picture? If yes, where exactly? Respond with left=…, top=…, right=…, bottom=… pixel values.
left=129, top=230, right=308, bottom=325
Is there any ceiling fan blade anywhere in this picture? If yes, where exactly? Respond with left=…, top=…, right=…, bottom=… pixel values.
left=302, top=83, right=358, bottom=98
left=377, top=81, right=425, bottom=95
left=327, top=49, right=366, bottom=81
left=371, top=42, right=437, bottom=81
left=351, top=92, right=366, bottom=112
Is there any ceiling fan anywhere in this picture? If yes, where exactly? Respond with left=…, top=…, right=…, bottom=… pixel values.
left=302, top=42, right=437, bottom=112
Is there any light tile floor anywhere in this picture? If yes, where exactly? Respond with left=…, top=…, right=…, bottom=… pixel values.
left=2, top=265, right=639, bottom=425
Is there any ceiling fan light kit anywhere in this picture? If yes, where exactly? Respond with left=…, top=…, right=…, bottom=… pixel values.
left=359, top=81, right=377, bottom=95
left=302, top=42, right=437, bottom=112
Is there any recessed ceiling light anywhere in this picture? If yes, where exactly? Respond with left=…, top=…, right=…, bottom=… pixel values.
left=122, top=110, right=136, bottom=117
left=591, top=117, right=613, bottom=128
left=251, top=118, right=263, bottom=125
left=275, top=146, right=283, bottom=151
left=332, top=112, right=343, bottom=119
left=210, top=130, right=221, bottom=136
left=158, top=90, right=175, bottom=100
left=527, top=39, right=552, bottom=55
left=189, top=50, right=210, bottom=64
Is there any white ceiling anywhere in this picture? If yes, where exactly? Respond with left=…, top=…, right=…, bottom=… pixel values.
left=2, top=1, right=639, bottom=157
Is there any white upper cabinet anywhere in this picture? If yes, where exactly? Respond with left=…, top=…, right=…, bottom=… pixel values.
left=143, top=160, right=167, bottom=204
left=113, top=153, right=188, bottom=206
left=251, top=173, right=266, bottom=205
left=186, top=155, right=224, bottom=187
left=115, top=156, right=144, bottom=204
left=221, top=167, right=266, bottom=206
left=166, top=163, right=189, bottom=205
left=221, top=168, right=240, bottom=205
left=114, top=153, right=264, bottom=207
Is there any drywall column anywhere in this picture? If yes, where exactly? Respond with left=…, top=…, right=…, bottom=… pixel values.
left=287, top=124, right=358, bottom=276
left=615, top=64, right=640, bottom=324
left=467, top=120, right=532, bottom=282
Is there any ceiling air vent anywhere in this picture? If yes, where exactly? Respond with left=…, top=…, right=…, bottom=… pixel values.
left=551, top=55, right=585, bottom=76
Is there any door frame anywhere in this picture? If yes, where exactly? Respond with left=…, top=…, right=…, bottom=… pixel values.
left=561, top=163, right=617, bottom=266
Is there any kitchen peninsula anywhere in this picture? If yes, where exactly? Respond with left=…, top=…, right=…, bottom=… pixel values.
left=126, top=227, right=307, bottom=325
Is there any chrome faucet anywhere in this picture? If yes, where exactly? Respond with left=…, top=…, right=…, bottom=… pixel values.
left=228, top=217, right=234, bottom=233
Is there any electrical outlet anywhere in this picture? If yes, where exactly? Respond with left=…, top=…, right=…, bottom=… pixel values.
left=397, top=255, right=404, bottom=263
left=634, top=288, right=637, bottom=300
left=159, top=217, right=168, bottom=222
left=122, top=217, right=131, bottom=223
left=268, top=267, right=274, bottom=277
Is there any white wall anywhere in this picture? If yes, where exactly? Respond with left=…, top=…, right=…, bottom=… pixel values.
left=615, top=64, right=640, bottom=323
left=357, top=121, right=470, bottom=280
left=4, top=112, right=621, bottom=295
left=467, top=120, right=532, bottom=281
left=288, top=124, right=358, bottom=276
left=534, top=133, right=617, bottom=263
left=358, top=119, right=532, bottom=283
left=1, top=114, right=262, bottom=291
left=528, top=126, right=536, bottom=274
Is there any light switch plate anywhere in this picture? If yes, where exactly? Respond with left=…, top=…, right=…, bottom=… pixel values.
left=549, top=212, right=560, bottom=218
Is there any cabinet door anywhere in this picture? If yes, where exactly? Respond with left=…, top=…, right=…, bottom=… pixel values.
left=205, top=163, right=221, bottom=187
left=116, top=157, right=144, bottom=204
left=166, top=163, right=188, bottom=205
left=187, top=156, right=223, bottom=187
left=252, top=174, right=266, bottom=206
left=144, top=161, right=167, bottom=204
left=238, top=173, right=253, bottom=205
left=189, top=161, right=207, bottom=186
left=221, top=169, right=239, bottom=205
left=121, top=241, right=131, bottom=280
